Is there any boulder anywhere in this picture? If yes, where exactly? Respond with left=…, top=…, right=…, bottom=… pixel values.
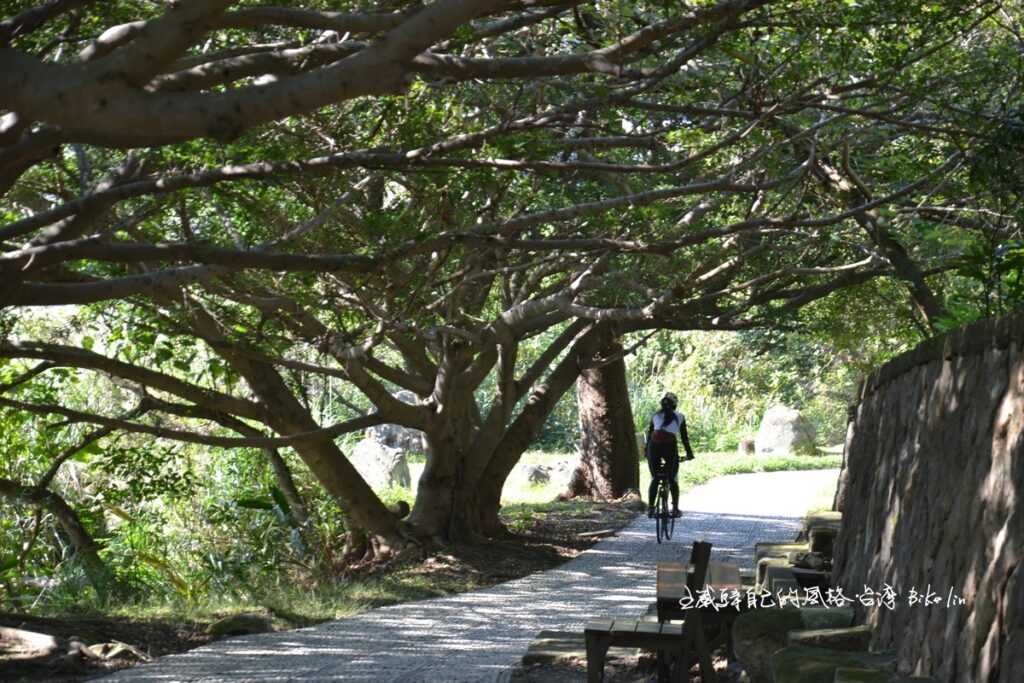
left=617, top=489, right=646, bottom=510
left=551, top=458, right=575, bottom=474
left=787, top=626, right=872, bottom=652
left=207, top=613, right=274, bottom=638
left=0, top=626, right=59, bottom=656
left=83, top=641, right=150, bottom=662
left=755, top=541, right=809, bottom=563
left=526, top=465, right=551, bottom=485
left=804, top=511, right=842, bottom=531
left=831, top=670, right=889, bottom=683
left=798, top=608, right=856, bottom=630
left=755, top=405, right=818, bottom=456
left=770, top=645, right=896, bottom=683
left=734, top=608, right=856, bottom=683
left=733, top=608, right=806, bottom=683
left=350, top=438, right=411, bottom=491
left=788, top=551, right=828, bottom=572
left=364, top=390, right=427, bottom=453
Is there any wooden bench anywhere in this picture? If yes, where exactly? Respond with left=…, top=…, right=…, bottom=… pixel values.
left=808, top=525, right=838, bottom=556
left=799, top=512, right=842, bottom=556
left=754, top=541, right=809, bottom=563
left=584, top=620, right=686, bottom=683
left=584, top=540, right=717, bottom=683
left=756, top=556, right=792, bottom=588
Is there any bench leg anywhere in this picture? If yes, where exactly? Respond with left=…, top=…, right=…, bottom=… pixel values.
left=656, top=650, right=670, bottom=683
left=693, top=624, right=718, bottom=683
left=585, top=633, right=611, bottom=683
left=724, top=613, right=737, bottom=662
left=668, top=644, right=686, bottom=683
left=671, top=630, right=695, bottom=683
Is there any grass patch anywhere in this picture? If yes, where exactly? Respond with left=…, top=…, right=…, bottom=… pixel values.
left=255, top=571, right=482, bottom=622
left=804, top=478, right=840, bottom=515
left=499, top=499, right=595, bottom=535
left=97, top=567, right=480, bottom=627
left=87, top=495, right=633, bottom=628
left=499, top=449, right=578, bottom=505
left=414, top=450, right=841, bottom=510
left=639, top=451, right=842, bottom=499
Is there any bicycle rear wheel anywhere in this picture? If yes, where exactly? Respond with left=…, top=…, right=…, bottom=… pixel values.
left=654, top=483, right=666, bottom=544
left=659, top=484, right=672, bottom=542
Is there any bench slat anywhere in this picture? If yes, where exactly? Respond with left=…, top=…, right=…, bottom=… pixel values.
left=610, top=620, right=638, bottom=635
left=596, top=619, right=687, bottom=642
left=707, top=562, right=742, bottom=590
left=584, top=620, right=614, bottom=633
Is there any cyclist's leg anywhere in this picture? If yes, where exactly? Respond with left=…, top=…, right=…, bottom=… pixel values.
left=646, top=447, right=661, bottom=507
left=667, top=441, right=681, bottom=511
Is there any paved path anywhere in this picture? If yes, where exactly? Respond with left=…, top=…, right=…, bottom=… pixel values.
left=105, top=469, right=839, bottom=683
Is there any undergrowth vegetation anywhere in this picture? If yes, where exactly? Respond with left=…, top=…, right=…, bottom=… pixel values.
left=2, top=444, right=840, bottom=622
left=1, top=286, right=859, bottom=623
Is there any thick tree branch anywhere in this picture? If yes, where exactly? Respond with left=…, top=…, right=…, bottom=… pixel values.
left=2, top=0, right=505, bottom=146
left=0, top=0, right=95, bottom=44
left=0, top=341, right=267, bottom=421
left=4, top=266, right=224, bottom=306
left=0, top=395, right=382, bottom=448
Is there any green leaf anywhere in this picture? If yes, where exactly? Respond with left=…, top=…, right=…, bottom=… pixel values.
left=235, top=497, right=274, bottom=510
left=137, top=553, right=191, bottom=599
left=269, top=486, right=291, bottom=518
left=77, top=440, right=103, bottom=459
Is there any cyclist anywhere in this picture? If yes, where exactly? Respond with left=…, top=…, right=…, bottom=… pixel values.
left=645, top=392, right=695, bottom=519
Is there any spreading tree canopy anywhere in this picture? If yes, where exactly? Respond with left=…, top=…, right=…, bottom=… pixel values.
left=1, top=0, right=1021, bottom=552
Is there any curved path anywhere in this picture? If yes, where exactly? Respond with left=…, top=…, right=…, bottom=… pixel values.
left=105, top=469, right=839, bottom=683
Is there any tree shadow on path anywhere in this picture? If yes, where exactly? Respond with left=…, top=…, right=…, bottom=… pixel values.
left=102, top=511, right=804, bottom=682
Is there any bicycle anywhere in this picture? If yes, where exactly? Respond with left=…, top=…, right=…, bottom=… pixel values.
left=651, top=469, right=675, bottom=543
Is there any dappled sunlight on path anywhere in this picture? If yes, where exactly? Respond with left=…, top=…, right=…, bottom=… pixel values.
left=104, top=469, right=839, bottom=682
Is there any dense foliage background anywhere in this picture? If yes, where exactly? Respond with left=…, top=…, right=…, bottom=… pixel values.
left=2, top=0, right=1022, bottom=617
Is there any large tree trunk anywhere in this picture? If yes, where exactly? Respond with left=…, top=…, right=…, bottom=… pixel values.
left=407, top=388, right=483, bottom=543
left=565, top=337, right=639, bottom=499
left=405, top=325, right=610, bottom=542
left=0, top=478, right=119, bottom=599
left=476, top=324, right=609, bottom=536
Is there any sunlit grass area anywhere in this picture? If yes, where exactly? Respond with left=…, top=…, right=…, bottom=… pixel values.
left=804, top=477, right=841, bottom=515
left=412, top=449, right=842, bottom=509
left=642, top=451, right=843, bottom=498
left=107, top=565, right=486, bottom=627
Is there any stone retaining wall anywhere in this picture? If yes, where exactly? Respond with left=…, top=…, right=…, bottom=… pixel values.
left=833, top=314, right=1024, bottom=682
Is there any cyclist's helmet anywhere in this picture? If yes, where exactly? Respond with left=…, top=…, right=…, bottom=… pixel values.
left=660, top=392, right=678, bottom=411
